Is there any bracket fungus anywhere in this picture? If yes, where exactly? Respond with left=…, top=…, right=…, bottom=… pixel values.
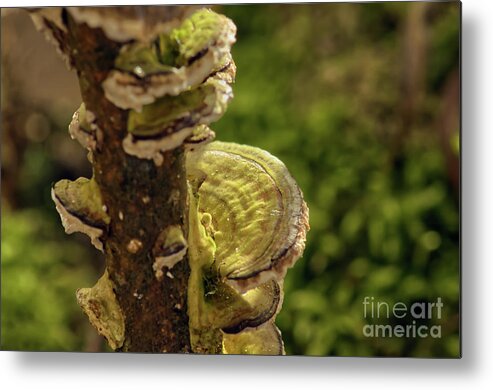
left=51, top=177, right=110, bottom=251
left=67, top=103, right=100, bottom=163
left=153, top=225, right=188, bottom=280
left=121, top=61, right=234, bottom=164
left=186, top=142, right=310, bottom=292
left=184, top=125, right=216, bottom=152
left=186, top=141, right=309, bottom=354
left=34, top=5, right=309, bottom=354
left=76, top=270, right=125, bottom=350
left=102, top=9, right=236, bottom=112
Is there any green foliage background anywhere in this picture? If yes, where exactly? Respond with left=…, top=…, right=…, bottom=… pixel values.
left=1, top=3, right=460, bottom=356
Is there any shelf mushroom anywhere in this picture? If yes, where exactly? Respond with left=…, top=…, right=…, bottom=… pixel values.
left=51, top=177, right=110, bottom=251
left=76, top=270, right=125, bottom=350
left=121, top=61, right=235, bottom=165
left=102, top=8, right=237, bottom=111
left=186, top=141, right=309, bottom=354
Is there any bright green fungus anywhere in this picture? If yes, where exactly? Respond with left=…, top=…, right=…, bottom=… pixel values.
left=127, top=75, right=232, bottom=137
left=171, top=8, right=234, bottom=66
left=115, top=38, right=179, bottom=76
left=52, top=177, right=110, bottom=227
left=186, top=141, right=309, bottom=354
left=102, top=9, right=236, bottom=112
left=113, top=9, right=232, bottom=76
left=115, top=9, right=236, bottom=163
left=187, top=141, right=309, bottom=291
left=121, top=63, right=234, bottom=163
left=186, top=182, right=285, bottom=354
left=52, top=177, right=110, bottom=251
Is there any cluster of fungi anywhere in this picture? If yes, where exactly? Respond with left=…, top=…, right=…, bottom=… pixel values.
left=31, top=6, right=309, bottom=354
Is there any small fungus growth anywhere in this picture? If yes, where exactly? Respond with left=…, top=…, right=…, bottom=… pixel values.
left=127, top=238, right=143, bottom=254
left=51, top=177, right=110, bottom=251
left=76, top=271, right=125, bottom=350
left=153, top=225, right=188, bottom=280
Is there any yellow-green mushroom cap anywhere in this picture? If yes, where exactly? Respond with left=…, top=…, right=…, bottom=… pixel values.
left=126, top=65, right=233, bottom=138
left=187, top=180, right=285, bottom=345
left=122, top=64, right=234, bottom=163
left=51, top=177, right=110, bottom=251
left=102, top=9, right=236, bottom=111
left=186, top=141, right=310, bottom=293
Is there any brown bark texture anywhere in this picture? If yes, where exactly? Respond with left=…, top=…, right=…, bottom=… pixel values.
left=60, top=10, right=191, bottom=353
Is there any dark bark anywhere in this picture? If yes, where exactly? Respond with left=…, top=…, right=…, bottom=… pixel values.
left=63, top=11, right=191, bottom=353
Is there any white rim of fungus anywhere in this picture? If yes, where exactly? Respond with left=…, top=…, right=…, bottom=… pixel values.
left=121, top=76, right=232, bottom=164
left=101, top=15, right=236, bottom=112
left=122, top=127, right=195, bottom=165
left=68, top=106, right=97, bottom=150
left=202, top=78, right=233, bottom=123
left=30, top=10, right=71, bottom=69
left=31, top=8, right=67, bottom=32
left=103, top=52, right=233, bottom=112
left=68, top=7, right=193, bottom=43
left=51, top=188, right=104, bottom=252
left=153, top=245, right=188, bottom=280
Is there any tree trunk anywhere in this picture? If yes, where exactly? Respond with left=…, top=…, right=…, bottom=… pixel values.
left=62, top=10, right=191, bottom=353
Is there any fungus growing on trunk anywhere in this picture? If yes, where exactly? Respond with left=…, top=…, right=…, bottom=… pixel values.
left=51, top=177, right=110, bottom=251
left=76, top=270, right=125, bottom=350
left=68, top=103, right=97, bottom=151
left=121, top=61, right=235, bottom=164
left=186, top=142, right=310, bottom=292
left=68, top=6, right=199, bottom=43
left=33, top=5, right=309, bottom=354
left=186, top=141, right=309, bottom=354
left=102, top=9, right=236, bottom=111
left=153, top=225, right=188, bottom=280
